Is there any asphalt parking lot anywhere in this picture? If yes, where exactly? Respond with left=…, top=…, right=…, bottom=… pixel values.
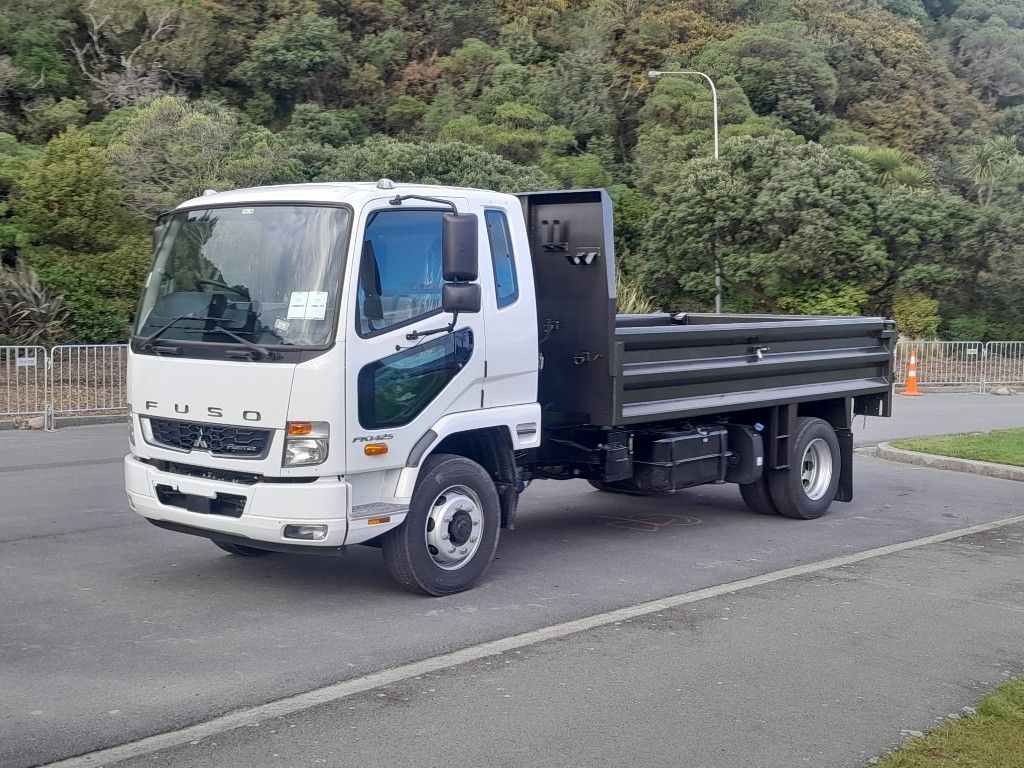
left=1, top=394, right=1023, bottom=767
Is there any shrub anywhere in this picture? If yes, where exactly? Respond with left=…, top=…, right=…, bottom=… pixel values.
left=891, top=292, right=941, bottom=339
left=0, top=264, right=69, bottom=345
left=943, top=314, right=989, bottom=341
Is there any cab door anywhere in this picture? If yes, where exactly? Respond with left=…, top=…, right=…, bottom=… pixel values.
left=344, top=200, right=486, bottom=482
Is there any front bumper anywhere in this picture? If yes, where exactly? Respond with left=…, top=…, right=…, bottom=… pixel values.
left=125, top=455, right=350, bottom=548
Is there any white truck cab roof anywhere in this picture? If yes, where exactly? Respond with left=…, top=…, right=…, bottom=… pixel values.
left=175, top=181, right=520, bottom=211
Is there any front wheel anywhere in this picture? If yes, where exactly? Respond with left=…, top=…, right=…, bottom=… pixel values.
left=767, top=417, right=840, bottom=520
left=381, top=454, right=501, bottom=596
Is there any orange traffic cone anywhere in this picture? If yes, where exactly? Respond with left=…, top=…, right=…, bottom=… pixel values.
left=903, top=349, right=923, bottom=396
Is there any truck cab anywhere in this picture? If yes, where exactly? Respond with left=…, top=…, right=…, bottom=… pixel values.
left=125, top=182, right=541, bottom=590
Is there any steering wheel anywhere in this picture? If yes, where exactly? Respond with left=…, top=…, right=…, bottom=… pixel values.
left=195, top=279, right=249, bottom=298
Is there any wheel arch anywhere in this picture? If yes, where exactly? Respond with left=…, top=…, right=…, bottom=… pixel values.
left=427, top=427, right=520, bottom=529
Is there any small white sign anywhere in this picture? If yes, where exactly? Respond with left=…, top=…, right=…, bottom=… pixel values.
left=16, top=356, right=36, bottom=368
left=287, top=291, right=309, bottom=319
left=273, top=317, right=291, bottom=334
left=305, top=291, right=328, bottom=320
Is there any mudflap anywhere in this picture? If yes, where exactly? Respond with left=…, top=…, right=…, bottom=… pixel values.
left=835, top=429, right=854, bottom=503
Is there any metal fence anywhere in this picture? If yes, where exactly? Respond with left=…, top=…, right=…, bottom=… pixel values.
left=0, top=344, right=128, bottom=430
left=985, top=341, right=1024, bottom=390
left=1, top=340, right=1023, bottom=429
left=894, top=340, right=1024, bottom=393
left=49, top=344, right=129, bottom=424
left=894, top=341, right=987, bottom=393
left=0, top=345, right=48, bottom=425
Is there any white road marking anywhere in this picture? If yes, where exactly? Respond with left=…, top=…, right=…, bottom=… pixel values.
left=40, top=514, right=1024, bottom=768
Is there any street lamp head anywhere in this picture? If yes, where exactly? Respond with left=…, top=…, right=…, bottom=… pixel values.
left=647, top=70, right=663, bottom=79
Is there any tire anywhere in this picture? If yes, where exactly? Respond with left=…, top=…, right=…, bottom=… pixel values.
left=212, top=539, right=273, bottom=557
left=381, top=454, right=501, bottom=596
left=767, top=417, right=841, bottom=520
left=739, top=474, right=779, bottom=515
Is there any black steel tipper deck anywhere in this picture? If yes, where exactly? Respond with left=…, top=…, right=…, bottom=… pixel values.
left=612, top=313, right=894, bottom=424
left=518, top=189, right=895, bottom=427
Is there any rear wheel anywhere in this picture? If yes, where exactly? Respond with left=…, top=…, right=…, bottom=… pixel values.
left=212, top=540, right=273, bottom=557
left=381, top=454, right=501, bottom=596
left=767, top=417, right=840, bottom=520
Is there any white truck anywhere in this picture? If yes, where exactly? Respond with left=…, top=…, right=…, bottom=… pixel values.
left=125, top=182, right=895, bottom=595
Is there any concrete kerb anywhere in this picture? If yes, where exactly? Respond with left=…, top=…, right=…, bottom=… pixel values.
left=870, top=441, right=1024, bottom=482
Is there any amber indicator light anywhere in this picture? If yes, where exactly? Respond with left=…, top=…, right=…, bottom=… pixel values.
left=287, top=421, right=313, bottom=436
left=364, top=443, right=389, bottom=456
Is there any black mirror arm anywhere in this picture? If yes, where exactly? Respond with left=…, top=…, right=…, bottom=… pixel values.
left=405, top=311, right=458, bottom=342
left=389, top=194, right=458, bottom=214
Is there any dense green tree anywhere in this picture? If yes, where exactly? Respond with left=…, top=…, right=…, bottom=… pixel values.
left=67, top=0, right=214, bottom=108
left=959, top=135, right=1022, bottom=204
left=107, top=96, right=305, bottom=219
left=634, top=133, right=971, bottom=315
left=696, top=22, right=838, bottom=139
left=318, top=136, right=557, bottom=192
left=11, top=128, right=131, bottom=252
left=10, top=128, right=149, bottom=340
left=280, top=104, right=371, bottom=147
left=0, top=4, right=74, bottom=97
left=790, top=0, right=988, bottom=153
left=232, top=12, right=347, bottom=110
left=945, top=0, right=1024, bottom=106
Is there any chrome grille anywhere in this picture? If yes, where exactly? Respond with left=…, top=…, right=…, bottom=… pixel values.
left=147, top=418, right=271, bottom=459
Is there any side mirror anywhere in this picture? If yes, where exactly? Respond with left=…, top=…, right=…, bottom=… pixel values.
left=442, top=213, right=479, bottom=281
left=442, top=283, right=481, bottom=314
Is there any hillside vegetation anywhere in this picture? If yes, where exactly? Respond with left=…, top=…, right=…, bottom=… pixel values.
left=0, top=0, right=1022, bottom=343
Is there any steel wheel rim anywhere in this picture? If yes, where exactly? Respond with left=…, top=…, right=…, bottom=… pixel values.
left=800, top=438, right=833, bottom=501
left=424, top=484, right=484, bottom=571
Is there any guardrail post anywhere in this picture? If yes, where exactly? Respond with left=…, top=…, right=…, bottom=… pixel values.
left=981, top=342, right=988, bottom=395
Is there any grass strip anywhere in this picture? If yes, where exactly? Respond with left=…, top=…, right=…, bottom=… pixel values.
left=892, top=428, right=1024, bottom=468
left=874, top=678, right=1024, bottom=767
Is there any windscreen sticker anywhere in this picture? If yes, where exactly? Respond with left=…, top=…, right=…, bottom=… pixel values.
left=273, top=317, right=291, bottom=333
left=287, top=291, right=329, bottom=320
left=287, top=291, right=309, bottom=319
left=305, top=291, right=328, bottom=320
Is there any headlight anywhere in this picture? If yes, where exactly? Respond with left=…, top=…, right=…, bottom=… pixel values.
left=283, top=421, right=329, bottom=467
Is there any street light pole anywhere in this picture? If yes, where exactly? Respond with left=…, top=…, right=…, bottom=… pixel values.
left=648, top=69, right=722, bottom=312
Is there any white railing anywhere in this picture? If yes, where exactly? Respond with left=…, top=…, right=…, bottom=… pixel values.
left=49, top=344, right=129, bottom=424
left=0, top=345, right=49, bottom=425
left=0, top=344, right=129, bottom=430
left=894, top=341, right=988, bottom=393
left=984, top=341, right=1024, bottom=390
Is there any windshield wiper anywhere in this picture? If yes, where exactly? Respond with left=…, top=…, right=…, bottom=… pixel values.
left=138, top=313, right=206, bottom=351
left=138, top=314, right=277, bottom=360
left=212, top=325, right=279, bottom=360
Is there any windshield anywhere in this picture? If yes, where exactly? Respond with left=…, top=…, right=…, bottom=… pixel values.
left=136, top=204, right=351, bottom=348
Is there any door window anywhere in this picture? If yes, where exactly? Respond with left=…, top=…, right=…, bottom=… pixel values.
left=484, top=209, right=519, bottom=308
left=357, top=209, right=445, bottom=336
left=358, top=329, right=474, bottom=428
